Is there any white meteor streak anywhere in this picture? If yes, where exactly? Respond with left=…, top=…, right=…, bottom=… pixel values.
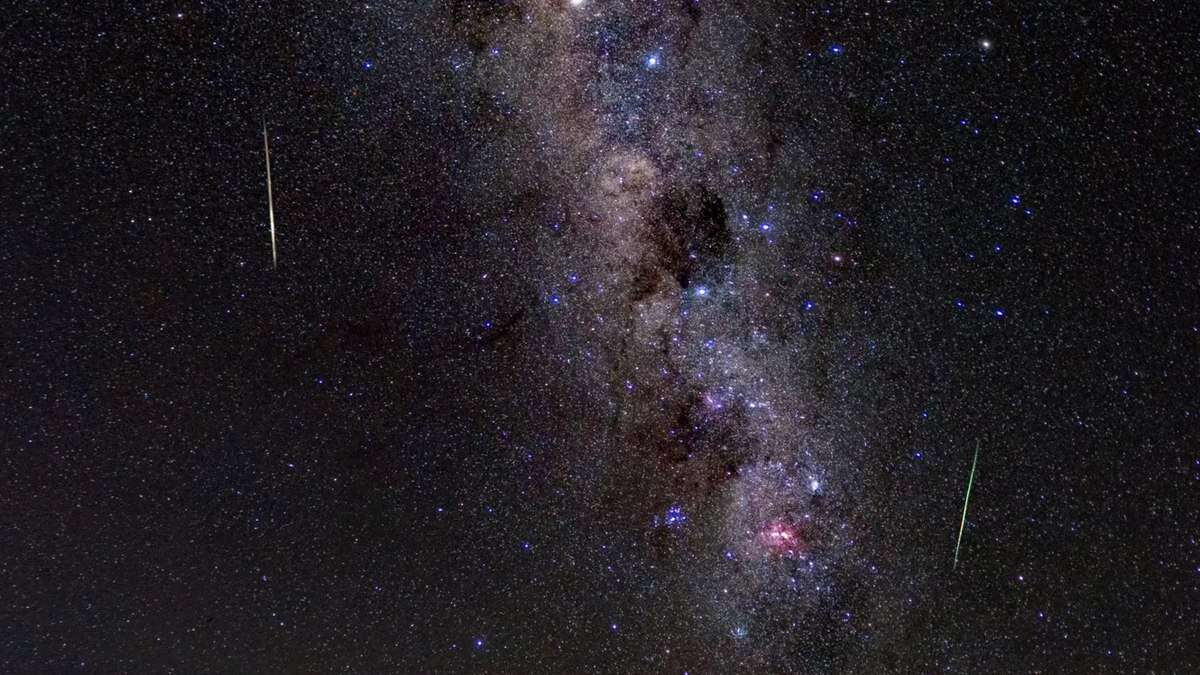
left=954, top=440, right=980, bottom=571
left=263, top=121, right=277, bottom=269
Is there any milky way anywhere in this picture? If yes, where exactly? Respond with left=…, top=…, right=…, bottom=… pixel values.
left=454, top=1, right=918, bottom=668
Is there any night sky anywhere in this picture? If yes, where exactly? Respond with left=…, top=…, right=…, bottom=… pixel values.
left=5, top=1, right=1199, bottom=673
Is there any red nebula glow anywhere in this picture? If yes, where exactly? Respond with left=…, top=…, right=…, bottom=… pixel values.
left=758, top=519, right=807, bottom=559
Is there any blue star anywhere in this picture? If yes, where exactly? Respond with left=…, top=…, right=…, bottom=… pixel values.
left=645, top=52, right=661, bottom=69
left=828, top=44, right=844, bottom=55
left=1009, top=194, right=1022, bottom=206
left=994, top=308, right=1006, bottom=318
left=362, top=60, right=374, bottom=70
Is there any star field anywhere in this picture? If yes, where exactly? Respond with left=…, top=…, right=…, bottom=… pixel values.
left=4, top=1, right=1199, bottom=672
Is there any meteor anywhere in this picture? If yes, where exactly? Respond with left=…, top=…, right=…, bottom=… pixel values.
left=262, top=121, right=277, bottom=269
left=954, top=440, right=980, bottom=571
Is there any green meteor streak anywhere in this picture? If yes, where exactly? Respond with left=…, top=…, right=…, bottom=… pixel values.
left=954, top=440, right=980, bottom=570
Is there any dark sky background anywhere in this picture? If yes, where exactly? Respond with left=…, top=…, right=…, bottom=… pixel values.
left=4, top=1, right=1198, bottom=673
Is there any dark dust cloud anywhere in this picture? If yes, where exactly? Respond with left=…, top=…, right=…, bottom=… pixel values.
left=4, top=1, right=1199, bottom=672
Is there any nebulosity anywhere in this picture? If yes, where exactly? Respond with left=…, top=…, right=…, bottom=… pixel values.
left=452, top=0, right=881, bottom=668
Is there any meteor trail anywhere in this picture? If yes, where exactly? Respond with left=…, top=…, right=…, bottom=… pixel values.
left=954, top=440, right=980, bottom=570
left=262, top=121, right=277, bottom=269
